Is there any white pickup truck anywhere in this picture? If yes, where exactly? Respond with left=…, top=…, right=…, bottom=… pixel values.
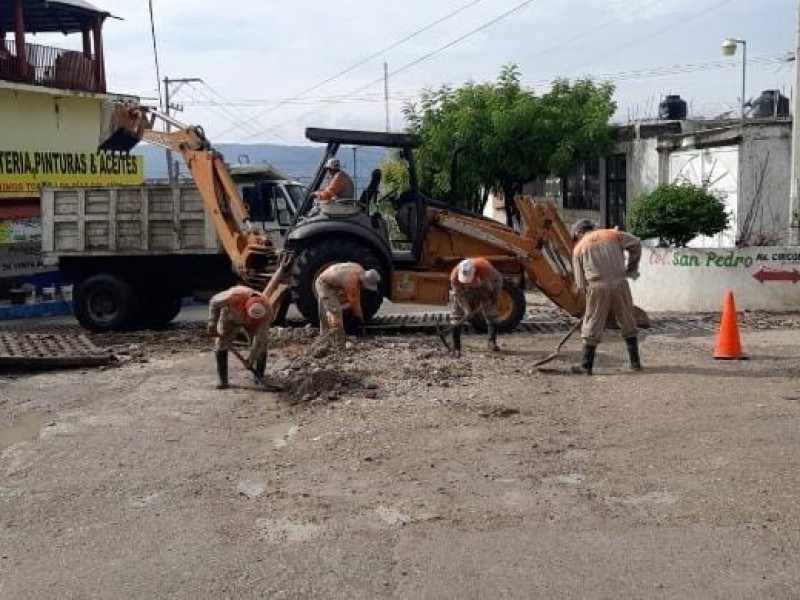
left=41, top=164, right=304, bottom=331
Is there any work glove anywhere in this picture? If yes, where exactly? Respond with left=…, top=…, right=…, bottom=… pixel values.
left=626, top=270, right=640, bottom=281
left=206, top=320, right=217, bottom=336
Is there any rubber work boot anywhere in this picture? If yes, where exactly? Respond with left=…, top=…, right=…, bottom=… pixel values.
left=215, top=350, right=229, bottom=390
left=571, top=344, right=596, bottom=375
left=452, top=325, right=463, bottom=358
left=487, top=322, right=500, bottom=352
left=253, top=355, right=267, bottom=383
left=625, top=337, right=642, bottom=371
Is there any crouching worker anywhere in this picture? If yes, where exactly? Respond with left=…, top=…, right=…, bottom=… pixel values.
left=570, top=219, right=643, bottom=375
left=315, top=262, right=381, bottom=340
left=207, top=285, right=272, bottom=389
left=449, top=257, right=504, bottom=357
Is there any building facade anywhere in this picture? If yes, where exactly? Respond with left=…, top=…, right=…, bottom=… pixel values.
left=0, top=0, right=142, bottom=309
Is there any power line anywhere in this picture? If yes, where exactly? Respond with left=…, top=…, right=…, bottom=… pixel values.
left=239, top=0, right=541, bottom=142
left=214, top=0, right=489, bottom=139
left=148, top=0, right=163, bottom=107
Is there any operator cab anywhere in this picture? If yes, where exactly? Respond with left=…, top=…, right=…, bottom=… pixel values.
left=230, top=164, right=303, bottom=250
left=293, top=127, right=425, bottom=264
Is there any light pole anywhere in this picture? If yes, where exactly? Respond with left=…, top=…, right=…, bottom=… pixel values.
left=790, top=1, right=800, bottom=244
left=721, top=37, right=747, bottom=120
left=164, top=76, right=202, bottom=183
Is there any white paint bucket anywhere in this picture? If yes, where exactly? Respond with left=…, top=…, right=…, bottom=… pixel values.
left=59, top=285, right=73, bottom=302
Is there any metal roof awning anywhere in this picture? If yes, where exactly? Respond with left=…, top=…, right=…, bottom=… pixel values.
left=0, top=0, right=118, bottom=35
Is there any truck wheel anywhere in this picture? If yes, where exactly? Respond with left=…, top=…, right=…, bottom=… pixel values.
left=142, top=294, right=182, bottom=329
left=73, top=274, right=141, bottom=332
left=291, top=239, right=384, bottom=325
left=469, top=280, right=526, bottom=334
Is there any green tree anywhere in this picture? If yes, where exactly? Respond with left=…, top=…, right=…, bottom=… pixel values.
left=627, top=184, right=730, bottom=247
left=403, top=65, right=616, bottom=225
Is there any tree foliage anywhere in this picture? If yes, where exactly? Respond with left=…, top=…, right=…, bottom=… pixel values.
left=403, top=65, right=616, bottom=223
left=626, top=184, right=730, bottom=247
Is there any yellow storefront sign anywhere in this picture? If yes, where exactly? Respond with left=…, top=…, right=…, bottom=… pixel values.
left=0, top=150, right=144, bottom=197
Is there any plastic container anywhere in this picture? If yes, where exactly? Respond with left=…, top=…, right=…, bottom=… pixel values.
left=59, top=284, right=74, bottom=302
left=42, top=286, right=56, bottom=302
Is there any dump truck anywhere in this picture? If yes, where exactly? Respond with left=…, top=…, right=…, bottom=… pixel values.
left=41, top=164, right=303, bottom=331
left=96, top=102, right=646, bottom=333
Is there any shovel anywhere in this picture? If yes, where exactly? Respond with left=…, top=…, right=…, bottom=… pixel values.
left=531, top=319, right=582, bottom=367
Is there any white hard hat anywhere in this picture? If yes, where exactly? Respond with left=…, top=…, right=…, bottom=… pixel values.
left=361, top=269, right=381, bottom=291
left=324, top=158, right=341, bottom=170
left=246, top=297, right=269, bottom=321
left=457, top=259, right=476, bottom=284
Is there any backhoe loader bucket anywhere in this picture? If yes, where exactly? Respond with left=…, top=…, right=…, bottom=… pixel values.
left=98, top=102, right=147, bottom=153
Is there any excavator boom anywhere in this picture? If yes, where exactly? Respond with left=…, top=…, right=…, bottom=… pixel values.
left=98, top=102, right=284, bottom=293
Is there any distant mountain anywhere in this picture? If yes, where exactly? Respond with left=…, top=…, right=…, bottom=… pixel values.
left=134, top=143, right=387, bottom=188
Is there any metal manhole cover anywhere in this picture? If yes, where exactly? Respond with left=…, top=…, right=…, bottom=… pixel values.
left=0, top=333, right=114, bottom=368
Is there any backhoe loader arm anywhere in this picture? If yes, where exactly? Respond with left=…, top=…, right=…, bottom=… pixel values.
left=98, top=102, right=279, bottom=285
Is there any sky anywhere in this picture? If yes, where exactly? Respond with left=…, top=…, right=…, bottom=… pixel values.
left=34, top=0, right=796, bottom=145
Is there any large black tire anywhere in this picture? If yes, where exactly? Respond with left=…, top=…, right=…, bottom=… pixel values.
left=291, top=238, right=385, bottom=325
left=469, top=280, right=526, bottom=334
left=140, top=293, right=182, bottom=329
left=73, top=274, right=141, bottom=332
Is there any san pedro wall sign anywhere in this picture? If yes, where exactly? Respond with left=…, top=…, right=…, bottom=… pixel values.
left=632, top=246, right=800, bottom=312
left=0, top=150, right=143, bottom=195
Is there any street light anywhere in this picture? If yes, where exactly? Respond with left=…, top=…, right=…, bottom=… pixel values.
left=721, top=37, right=747, bottom=120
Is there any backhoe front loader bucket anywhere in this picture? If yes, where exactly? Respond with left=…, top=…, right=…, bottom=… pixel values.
left=98, top=102, right=147, bottom=153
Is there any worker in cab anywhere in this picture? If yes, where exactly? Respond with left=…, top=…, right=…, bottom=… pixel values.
left=449, top=257, right=505, bottom=358
left=312, top=158, right=354, bottom=203
left=315, top=262, right=381, bottom=339
left=207, top=285, right=273, bottom=389
left=570, top=219, right=642, bottom=375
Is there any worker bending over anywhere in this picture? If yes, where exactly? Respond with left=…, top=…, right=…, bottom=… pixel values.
left=571, top=219, right=642, bottom=375
left=207, top=285, right=272, bottom=389
left=315, top=262, right=381, bottom=339
left=449, top=257, right=504, bottom=357
left=312, top=158, right=354, bottom=203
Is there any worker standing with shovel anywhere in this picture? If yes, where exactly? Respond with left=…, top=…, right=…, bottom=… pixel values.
left=447, top=257, right=504, bottom=358
left=570, top=219, right=643, bottom=375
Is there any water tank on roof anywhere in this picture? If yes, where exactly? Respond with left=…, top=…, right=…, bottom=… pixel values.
left=659, top=95, right=688, bottom=120
left=751, top=90, right=790, bottom=119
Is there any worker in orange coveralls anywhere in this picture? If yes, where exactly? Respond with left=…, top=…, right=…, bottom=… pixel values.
left=449, top=257, right=505, bottom=358
left=207, top=285, right=272, bottom=389
left=314, top=262, right=381, bottom=340
left=312, top=158, right=354, bottom=203
left=570, top=218, right=642, bottom=375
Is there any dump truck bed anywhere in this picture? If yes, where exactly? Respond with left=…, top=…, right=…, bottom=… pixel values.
left=41, top=185, right=221, bottom=263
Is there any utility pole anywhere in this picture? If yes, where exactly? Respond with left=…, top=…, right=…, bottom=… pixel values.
left=791, top=0, right=800, bottom=244
left=164, top=76, right=202, bottom=184
left=352, top=146, right=358, bottom=199
left=384, top=62, right=390, bottom=132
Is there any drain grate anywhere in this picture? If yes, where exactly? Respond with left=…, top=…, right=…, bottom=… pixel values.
left=0, top=332, right=114, bottom=368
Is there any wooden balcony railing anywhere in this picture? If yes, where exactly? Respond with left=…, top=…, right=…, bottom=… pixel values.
left=0, top=40, right=103, bottom=93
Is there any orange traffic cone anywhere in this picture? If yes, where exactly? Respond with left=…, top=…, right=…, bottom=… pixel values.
left=714, top=291, right=746, bottom=360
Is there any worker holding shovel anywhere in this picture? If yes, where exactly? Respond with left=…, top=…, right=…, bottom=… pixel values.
left=207, top=286, right=272, bottom=389
left=447, top=257, right=504, bottom=358
left=570, top=219, right=642, bottom=375
left=315, top=262, right=381, bottom=342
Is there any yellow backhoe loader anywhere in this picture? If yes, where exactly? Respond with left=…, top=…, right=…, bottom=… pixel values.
left=98, top=102, right=638, bottom=333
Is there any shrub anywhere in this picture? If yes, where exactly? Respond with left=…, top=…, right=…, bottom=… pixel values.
left=627, top=184, right=729, bottom=247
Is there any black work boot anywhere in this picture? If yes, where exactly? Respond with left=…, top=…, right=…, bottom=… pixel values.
left=215, top=350, right=229, bottom=389
left=254, top=355, right=267, bottom=383
left=487, top=322, right=500, bottom=352
left=452, top=325, right=463, bottom=358
left=625, top=337, right=642, bottom=371
left=571, top=344, right=596, bottom=375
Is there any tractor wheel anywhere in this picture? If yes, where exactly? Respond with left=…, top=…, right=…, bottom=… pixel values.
left=469, top=280, right=526, bottom=334
left=73, top=274, right=141, bottom=332
left=291, top=239, right=385, bottom=326
left=141, top=293, right=182, bottom=329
